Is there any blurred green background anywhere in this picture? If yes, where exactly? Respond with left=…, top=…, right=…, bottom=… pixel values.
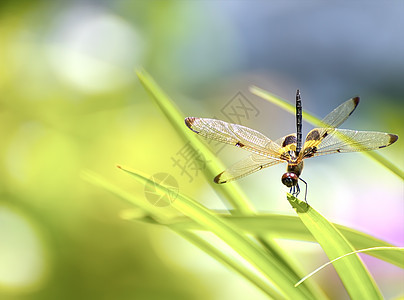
left=0, top=1, right=403, bottom=299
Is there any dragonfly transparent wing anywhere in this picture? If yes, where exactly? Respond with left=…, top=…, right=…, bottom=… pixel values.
left=299, top=97, right=360, bottom=159
left=185, top=117, right=283, bottom=158
left=301, top=128, right=398, bottom=158
left=214, top=154, right=284, bottom=184
left=304, top=97, right=360, bottom=150
left=320, top=97, right=360, bottom=129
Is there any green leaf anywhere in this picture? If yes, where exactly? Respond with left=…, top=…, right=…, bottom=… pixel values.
left=249, top=86, right=323, bottom=127
left=175, top=230, right=280, bottom=298
left=85, top=168, right=402, bottom=299
left=164, top=214, right=404, bottom=269
left=83, top=170, right=289, bottom=297
left=118, top=165, right=320, bottom=300
left=249, top=86, right=404, bottom=179
left=287, top=194, right=383, bottom=299
left=81, top=170, right=170, bottom=223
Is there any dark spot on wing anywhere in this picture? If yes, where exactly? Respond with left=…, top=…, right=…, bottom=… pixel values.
left=282, top=135, right=297, bottom=147
left=323, top=132, right=328, bottom=138
left=184, top=117, right=194, bottom=128
left=184, top=117, right=199, bottom=133
left=388, top=134, right=398, bottom=144
left=337, top=149, right=341, bottom=153
left=280, top=152, right=291, bottom=161
left=306, top=130, right=320, bottom=141
left=379, top=134, right=398, bottom=148
left=303, top=146, right=317, bottom=158
left=349, top=97, right=360, bottom=116
left=235, top=141, right=245, bottom=147
left=353, top=97, right=360, bottom=107
left=214, top=172, right=225, bottom=184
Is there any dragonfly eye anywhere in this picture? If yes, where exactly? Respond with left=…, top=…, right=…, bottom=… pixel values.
left=281, top=173, right=298, bottom=187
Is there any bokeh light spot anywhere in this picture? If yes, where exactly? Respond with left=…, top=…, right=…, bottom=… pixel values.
left=46, top=5, right=144, bottom=93
left=0, top=205, right=49, bottom=292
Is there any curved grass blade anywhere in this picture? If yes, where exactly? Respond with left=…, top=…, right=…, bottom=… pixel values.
left=164, top=214, right=404, bottom=269
left=81, top=170, right=170, bottom=223
left=249, top=86, right=404, bottom=179
left=118, top=165, right=319, bottom=300
left=83, top=170, right=287, bottom=297
left=287, top=194, right=383, bottom=299
left=136, top=69, right=255, bottom=214
left=295, top=247, right=404, bottom=287
left=249, top=86, right=323, bottom=127
left=176, top=230, right=281, bottom=298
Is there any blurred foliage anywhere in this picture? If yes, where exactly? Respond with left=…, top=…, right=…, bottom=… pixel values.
left=0, top=2, right=212, bottom=300
left=0, top=1, right=403, bottom=300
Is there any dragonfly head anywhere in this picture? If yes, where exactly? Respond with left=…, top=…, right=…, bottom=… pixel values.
left=281, top=172, right=298, bottom=187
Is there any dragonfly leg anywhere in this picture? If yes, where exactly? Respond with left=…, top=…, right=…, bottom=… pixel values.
left=293, top=184, right=300, bottom=198
left=290, top=184, right=300, bottom=197
left=299, top=177, right=308, bottom=204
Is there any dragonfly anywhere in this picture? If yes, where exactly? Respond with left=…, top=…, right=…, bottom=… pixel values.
left=184, top=90, right=398, bottom=200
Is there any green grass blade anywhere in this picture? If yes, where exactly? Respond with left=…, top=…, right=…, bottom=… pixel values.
left=136, top=69, right=255, bottom=214
left=83, top=170, right=284, bottom=297
left=249, top=86, right=323, bottom=127
left=81, top=170, right=170, bottom=223
left=287, top=194, right=383, bottom=299
left=118, top=165, right=319, bottom=299
left=295, top=247, right=404, bottom=287
left=249, top=86, right=404, bottom=179
left=175, top=230, right=281, bottom=298
left=165, top=214, right=404, bottom=269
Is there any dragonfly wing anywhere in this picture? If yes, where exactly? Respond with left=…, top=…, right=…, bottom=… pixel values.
left=302, top=128, right=398, bottom=158
left=214, top=154, right=284, bottom=183
left=320, top=97, right=360, bottom=129
left=275, top=133, right=297, bottom=147
left=298, top=97, right=360, bottom=159
left=185, top=117, right=282, bottom=158
left=274, top=133, right=298, bottom=161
